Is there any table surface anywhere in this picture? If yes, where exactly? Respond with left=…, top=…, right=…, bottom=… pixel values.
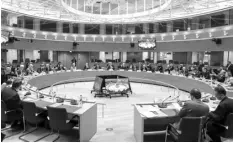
left=26, top=71, right=233, bottom=97
left=19, top=90, right=96, bottom=116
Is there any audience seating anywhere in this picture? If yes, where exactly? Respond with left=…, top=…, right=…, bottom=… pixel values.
left=19, top=101, right=48, bottom=142
left=45, top=106, right=79, bottom=142
left=165, top=116, right=206, bottom=142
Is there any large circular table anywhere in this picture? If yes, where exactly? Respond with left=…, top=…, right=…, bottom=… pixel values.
left=27, top=71, right=233, bottom=97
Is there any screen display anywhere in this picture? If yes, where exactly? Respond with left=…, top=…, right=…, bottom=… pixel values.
left=138, top=39, right=156, bottom=50
left=105, top=78, right=130, bottom=93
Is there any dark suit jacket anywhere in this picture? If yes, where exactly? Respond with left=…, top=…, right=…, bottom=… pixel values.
left=1, top=87, right=22, bottom=110
left=227, top=64, right=233, bottom=76
left=208, top=97, right=233, bottom=124
left=83, top=65, right=90, bottom=70
left=175, top=100, right=209, bottom=129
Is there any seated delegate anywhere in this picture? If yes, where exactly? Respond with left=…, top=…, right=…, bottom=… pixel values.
left=206, top=85, right=233, bottom=142
left=1, top=78, right=28, bottom=128
left=83, top=63, right=90, bottom=70
left=174, top=88, right=209, bottom=129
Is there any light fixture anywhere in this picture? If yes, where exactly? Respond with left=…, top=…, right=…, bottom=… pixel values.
left=161, top=36, right=164, bottom=40
left=196, top=33, right=199, bottom=38
left=209, top=32, right=212, bottom=37
left=33, top=33, right=36, bottom=38
left=176, top=29, right=179, bottom=32
left=173, top=35, right=175, bottom=40
left=187, top=27, right=191, bottom=31
left=224, top=31, right=228, bottom=36
left=22, top=32, right=26, bottom=37
left=184, top=35, right=186, bottom=39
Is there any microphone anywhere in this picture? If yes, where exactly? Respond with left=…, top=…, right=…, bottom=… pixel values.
left=158, top=96, right=171, bottom=108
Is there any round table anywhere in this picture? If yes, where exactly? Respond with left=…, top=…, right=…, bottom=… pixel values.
left=27, top=71, right=233, bottom=97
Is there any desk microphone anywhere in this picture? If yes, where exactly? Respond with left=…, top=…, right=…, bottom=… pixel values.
left=158, top=96, right=171, bottom=108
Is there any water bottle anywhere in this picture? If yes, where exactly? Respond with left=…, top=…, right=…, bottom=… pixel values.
left=79, top=95, right=83, bottom=107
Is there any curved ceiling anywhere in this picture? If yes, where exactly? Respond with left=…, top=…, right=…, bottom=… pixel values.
left=2, top=0, right=233, bottom=24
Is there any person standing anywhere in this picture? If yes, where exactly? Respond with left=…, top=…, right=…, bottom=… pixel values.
left=226, top=61, right=233, bottom=76
left=71, top=57, right=77, bottom=66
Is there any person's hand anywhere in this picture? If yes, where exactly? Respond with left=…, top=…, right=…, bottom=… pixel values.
left=177, top=100, right=183, bottom=107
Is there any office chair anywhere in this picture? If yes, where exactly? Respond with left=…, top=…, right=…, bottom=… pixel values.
left=222, top=113, right=233, bottom=138
left=1, top=100, right=23, bottom=138
left=165, top=116, right=205, bottom=142
left=143, top=115, right=179, bottom=142
left=45, top=106, right=79, bottom=142
left=211, top=113, right=233, bottom=139
left=19, top=101, right=48, bottom=142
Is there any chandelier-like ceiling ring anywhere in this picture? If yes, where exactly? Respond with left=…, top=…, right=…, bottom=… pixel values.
left=59, top=0, right=172, bottom=19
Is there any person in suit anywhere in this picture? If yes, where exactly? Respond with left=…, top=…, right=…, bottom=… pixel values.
left=118, top=62, right=128, bottom=70
left=37, top=63, right=45, bottom=73
left=1, top=78, right=28, bottom=128
left=137, top=62, right=143, bottom=71
left=45, top=63, right=53, bottom=73
left=206, top=85, right=233, bottom=142
left=70, top=62, right=77, bottom=71
left=83, top=63, right=90, bottom=70
left=174, top=88, right=209, bottom=129
left=226, top=61, right=233, bottom=76
left=142, top=64, right=148, bottom=71
left=71, top=57, right=77, bottom=66
left=156, top=63, right=163, bottom=73
left=107, top=62, right=114, bottom=70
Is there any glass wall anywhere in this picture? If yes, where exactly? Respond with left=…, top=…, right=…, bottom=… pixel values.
left=16, top=9, right=233, bottom=35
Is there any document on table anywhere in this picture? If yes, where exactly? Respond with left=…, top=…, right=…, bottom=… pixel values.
left=137, top=105, right=167, bottom=118
left=172, top=103, right=182, bottom=111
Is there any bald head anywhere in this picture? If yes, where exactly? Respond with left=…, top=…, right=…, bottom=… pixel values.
left=190, top=88, right=202, bottom=99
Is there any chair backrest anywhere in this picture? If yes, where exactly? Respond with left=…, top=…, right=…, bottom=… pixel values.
left=179, top=116, right=204, bottom=142
left=21, top=101, right=38, bottom=124
left=47, top=106, right=68, bottom=131
left=224, top=113, right=233, bottom=138
left=144, top=116, right=179, bottom=132
left=1, top=101, right=8, bottom=122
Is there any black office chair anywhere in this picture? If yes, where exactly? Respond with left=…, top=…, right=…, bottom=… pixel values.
left=165, top=116, right=205, bottom=142
left=19, top=101, right=48, bottom=142
left=45, top=106, right=79, bottom=142
left=211, top=113, right=233, bottom=139
left=143, top=115, right=179, bottom=142
left=1, top=100, right=23, bottom=138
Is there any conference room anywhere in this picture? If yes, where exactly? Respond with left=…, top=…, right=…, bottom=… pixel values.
left=1, top=0, right=233, bottom=142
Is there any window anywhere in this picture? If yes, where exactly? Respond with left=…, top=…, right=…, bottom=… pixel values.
left=40, top=20, right=57, bottom=32
left=85, top=24, right=100, bottom=34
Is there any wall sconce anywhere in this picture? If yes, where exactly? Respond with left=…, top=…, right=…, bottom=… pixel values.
left=173, top=35, right=175, bottom=40
left=161, top=36, right=164, bottom=40
left=209, top=32, right=212, bottom=37
left=224, top=31, right=228, bottom=36
left=196, top=33, right=199, bottom=38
